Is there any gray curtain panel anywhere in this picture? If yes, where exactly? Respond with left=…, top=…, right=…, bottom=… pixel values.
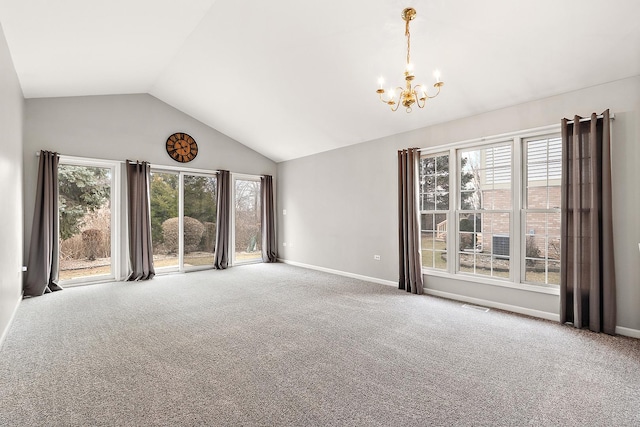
left=213, top=170, right=231, bottom=269
left=398, top=148, right=424, bottom=294
left=560, top=110, right=616, bottom=334
left=126, top=160, right=155, bottom=281
left=24, top=151, right=62, bottom=297
left=261, top=175, right=277, bottom=263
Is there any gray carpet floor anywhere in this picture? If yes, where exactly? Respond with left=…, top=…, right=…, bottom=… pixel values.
left=1, top=263, right=639, bottom=426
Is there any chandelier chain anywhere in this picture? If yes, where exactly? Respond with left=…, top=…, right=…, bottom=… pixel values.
left=405, top=19, right=411, bottom=66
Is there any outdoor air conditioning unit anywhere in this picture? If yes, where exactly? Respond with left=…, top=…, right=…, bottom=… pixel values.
left=492, top=235, right=510, bottom=257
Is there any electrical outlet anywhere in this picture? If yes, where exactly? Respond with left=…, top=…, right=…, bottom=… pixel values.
left=283, top=242, right=287, bottom=247
left=374, top=255, right=381, bottom=260
left=283, top=209, right=287, bottom=215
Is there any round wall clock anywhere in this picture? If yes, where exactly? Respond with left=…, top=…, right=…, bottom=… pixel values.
left=166, top=132, right=198, bottom=163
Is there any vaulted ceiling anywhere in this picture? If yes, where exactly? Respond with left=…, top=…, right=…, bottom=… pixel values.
left=1, top=0, right=639, bottom=162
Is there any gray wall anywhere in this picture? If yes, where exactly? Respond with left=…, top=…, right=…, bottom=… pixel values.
left=24, top=94, right=277, bottom=279
left=0, top=23, right=24, bottom=345
left=278, top=76, right=640, bottom=331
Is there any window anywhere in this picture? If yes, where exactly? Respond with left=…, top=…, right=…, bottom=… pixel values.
left=58, top=159, right=118, bottom=283
left=419, top=153, right=449, bottom=270
left=419, top=130, right=562, bottom=290
left=522, top=136, right=561, bottom=286
left=458, top=143, right=512, bottom=279
left=233, top=177, right=262, bottom=264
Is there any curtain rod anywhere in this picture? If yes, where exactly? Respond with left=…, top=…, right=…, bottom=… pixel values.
left=33, top=151, right=224, bottom=175
left=416, top=113, right=615, bottom=153
left=35, top=151, right=125, bottom=164
left=564, top=113, right=614, bottom=125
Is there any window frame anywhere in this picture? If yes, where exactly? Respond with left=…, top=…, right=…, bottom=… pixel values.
left=418, top=152, right=450, bottom=271
left=456, top=141, right=514, bottom=281
left=418, top=125, right=561, bottom=295
left=150, top=165, right=219, bottom=274
left=520, top=135, right=562, bottom=288
left=231, top=173, right=263, bottom=266
left=57, top=155, right=121, bottom=286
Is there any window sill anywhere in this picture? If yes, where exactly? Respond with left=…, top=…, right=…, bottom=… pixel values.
left=422, top=268, right=560, bottom=296
left=59, top=274, right=115, bottom=287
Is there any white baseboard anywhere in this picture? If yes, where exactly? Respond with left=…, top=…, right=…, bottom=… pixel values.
left=278, top=258, right=397, bottom=287
left=0, top=293, right=22, bottom=351
left=277, top=259, right=640, bottom=339
left=424, top=288, right=561, bottom=322
left=615, top=326, right=640, bottom=339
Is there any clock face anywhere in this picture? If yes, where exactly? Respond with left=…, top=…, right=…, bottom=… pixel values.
left=166, top=133, right=198, bottom=163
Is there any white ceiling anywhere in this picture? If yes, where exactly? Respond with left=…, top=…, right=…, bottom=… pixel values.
left=1, top=0, right=639, bottom=162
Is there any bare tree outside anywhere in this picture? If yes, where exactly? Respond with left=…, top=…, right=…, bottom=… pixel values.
left=235, top=179, right=261, bottom=262
left=58, top=165, right=112, bottom=280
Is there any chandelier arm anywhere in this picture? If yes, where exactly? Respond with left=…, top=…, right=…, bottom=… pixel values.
left=379, top=90, right=399, bottom=108
left=390, top=90, right=402, bottom=111
left=425, top=82, right=444, bottom=99
left=416, top=92, right=426, bottom=109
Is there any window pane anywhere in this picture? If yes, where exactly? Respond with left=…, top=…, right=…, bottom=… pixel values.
left=525, top=260, right=560, bottom=286
left=420, top=153, right=449, bottom=271
left=421, top=231, right=436, bottom=268
left=548, top=173, right=561, bottom=209
left=492, top=258, right=510, bottom=278
left=548, top=261, right=561, bottom=285
left=476, top=255, right=493, bottom=277
left=421, top=154, right=449, bottom=211
left=235, top=179, right=262, bottom=262
left=421, top=213, right=447, bottom=270
left=421, top=213, right=435, bottom=231
left=525, top=235, right=547, bottom=261
left=458, top=212, right=510, bottom=280
left=548, top=236, right=561, bottom=261
left=58, top=165, right=112, bottom=281
left=436, top=174, right=449, bottom=210
left=150, top=171, right=179, bottom=269
left=183, top=175, right=217, bottom=268
left=524, top=211, right=561, bottom=286
left=526, top=137, right=562, bottom=209
left=460, top=144, right=512, bottom=210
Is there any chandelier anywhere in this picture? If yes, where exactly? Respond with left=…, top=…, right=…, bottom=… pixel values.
left=376, top=7, right=444, bottom=113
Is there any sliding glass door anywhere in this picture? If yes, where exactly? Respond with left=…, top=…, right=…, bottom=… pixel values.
left=58, top=160, right=117, bottom=283
left=183, top=174, right=217, bottom=268
left=150, top=171, right=179, bottom=270
left=150, top=169, right=217, bottom=272
left=233, top=176, right=262, bottom=264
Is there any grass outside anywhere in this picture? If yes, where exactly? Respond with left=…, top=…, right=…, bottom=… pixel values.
left=59, top=251, right=262, bottom=281
left=59, top=265, right=111, bottom=281
left=421, top=235, right=447, bottom=270
left=421, top=235, right=560, bottom=285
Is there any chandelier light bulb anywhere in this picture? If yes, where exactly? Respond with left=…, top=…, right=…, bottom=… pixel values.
left=378, top=77, right=385, bottom=89
left=434, top=69, right=441, bottom=83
